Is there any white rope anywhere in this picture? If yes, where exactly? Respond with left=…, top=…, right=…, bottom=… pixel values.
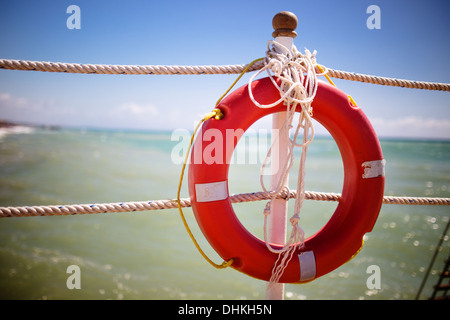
left=0, top=58, right=449, bottom=91
left=0, top=190, right=448, bottom=218
left=325, top=68, right=450, bottom=91
left=248, top=40, right=322, bottom=285
left=0, top=59, right=264, bottom=75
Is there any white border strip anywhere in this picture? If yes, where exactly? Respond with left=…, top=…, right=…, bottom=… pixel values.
left=195, top=181, right=228, bottom=203
left=299, top=251, right=316, bottom=281
left=362, top=159, right=386, bottom=179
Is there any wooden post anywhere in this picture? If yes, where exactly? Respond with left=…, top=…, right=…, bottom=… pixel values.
left=265, top=11, right=298, bottom=301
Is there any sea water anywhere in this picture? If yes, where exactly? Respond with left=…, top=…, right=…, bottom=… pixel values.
left=0, top=127, right=448, bottom=300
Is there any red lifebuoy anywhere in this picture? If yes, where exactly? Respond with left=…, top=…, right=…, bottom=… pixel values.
left=188, top=77, right=385, bottom=283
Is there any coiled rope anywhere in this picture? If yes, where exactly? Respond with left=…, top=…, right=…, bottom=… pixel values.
left=1, top=191, right=448, bottom=218
left=248, top=41, right=319, bottom=284
left=1, top=58, right=449, bottom=91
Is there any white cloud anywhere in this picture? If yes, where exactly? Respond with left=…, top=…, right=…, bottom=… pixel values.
left=371, top=116, right=450, bottom=139
left=0, top=92, right=28, bottom=108
left=105, top=101, right=161, bottom=129
left=0, top=92, right=60, bottom=125
left=113, top=101, right=158, bottom=117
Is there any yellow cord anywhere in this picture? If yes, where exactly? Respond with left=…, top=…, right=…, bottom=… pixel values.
left=215, top=58, right=264, bottom=107
left=317, top=64, right=357, bottom=106
left=176, top=58, right=263, bottom=270
left=176, top=108, right=232, bottom=269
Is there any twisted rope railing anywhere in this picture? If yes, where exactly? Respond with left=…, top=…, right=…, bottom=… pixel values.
left=1, top=58, right=449, bottom=91
left=1, top=58, right=449, bottom=217
left=1, top=190, right=448, bottom=218
left=0, top=59, right=265, bottom=76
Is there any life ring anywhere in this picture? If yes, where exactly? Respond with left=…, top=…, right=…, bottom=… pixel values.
left=188, top=77, right=385, bottom=283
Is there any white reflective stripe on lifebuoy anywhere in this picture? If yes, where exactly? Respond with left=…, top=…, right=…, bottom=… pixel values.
left=299, top=251, right=316, bottom=282
left=195, top=181, right=228, bottom=203
left=362, top=159, right=386, bottom=179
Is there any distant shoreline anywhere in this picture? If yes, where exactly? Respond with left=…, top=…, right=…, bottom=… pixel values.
left=0, top=119, right=22, bottom=128
left=0, top=119, right=60, bottom=131
left=0, top=119, right=448, bottom=143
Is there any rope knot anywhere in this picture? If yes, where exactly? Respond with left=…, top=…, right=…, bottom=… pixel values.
left=263, top=201, right=272, bottom=216
left=212, top=108, right=224, bottom=120
left=289, top=214, right=300, bottom=226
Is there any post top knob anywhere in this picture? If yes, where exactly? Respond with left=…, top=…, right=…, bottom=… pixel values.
left=272, top=11, right=298, bottom=38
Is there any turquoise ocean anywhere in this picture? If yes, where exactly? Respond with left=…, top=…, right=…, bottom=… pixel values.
left=0, top=126, right=449, bottom=300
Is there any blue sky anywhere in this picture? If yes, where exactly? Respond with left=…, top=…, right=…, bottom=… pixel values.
left=0, top=0, right=449, bottom=139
